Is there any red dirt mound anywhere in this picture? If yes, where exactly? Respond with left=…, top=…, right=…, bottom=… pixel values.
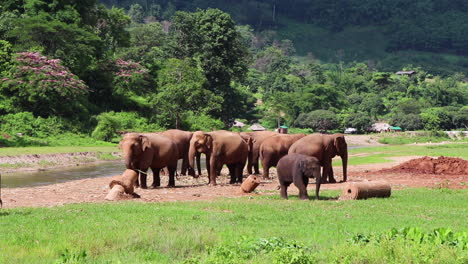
left=384, top=156, right=468, bottom=175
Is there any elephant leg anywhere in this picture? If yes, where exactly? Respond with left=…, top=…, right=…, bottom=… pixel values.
left=227, top=164, right=236, bottom=184
left=327, top=165, right=336, bottom=183
left=294, top=175, right=309, bottom=200
left=139, top=169, right=149, bottom=189
left=167, top=166, right=176, bottom=187
left=280, top=182, right=290, bottom=199
left=151, top=168, right=161, bottom=188
left=246, top=152, right=253, bottom=174
left=253, top=151, right=260, bottom=175
left=261, top=158, right=270, bottom=179
left=181, top=156, right=189, bottom=176
left=208, top=155, right=217, bottom=186
left=321, top=166, right=329, bottom=184
left=196, top=152, right=202, bottom=177
left=237, top=161, right=246, bottom=183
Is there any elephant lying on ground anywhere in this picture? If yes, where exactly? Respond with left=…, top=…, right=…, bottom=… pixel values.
left=188, top=130, right=248, bottom=185
left=119, top=133, right=179, bottom=188
left=289, top=133, right=348, bottom=183
left=259, top=133, right=306, bottom=179
left=277, top=153, right=322, bottom=200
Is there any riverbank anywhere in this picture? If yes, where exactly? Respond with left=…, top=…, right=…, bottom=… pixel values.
left=0, top=151, right=121, bottom=174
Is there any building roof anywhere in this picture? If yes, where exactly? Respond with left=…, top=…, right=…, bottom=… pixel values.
left=248, top=123, right=266, bottom=131
left=396, top=71, right=416, bottom=75
left=232, top=120, right=246, bottom=127
left=370, top=122, right=391, bottom=132
left=390, top=126, right=402, bottom=130
left=280, top=125, right=288, bottom=129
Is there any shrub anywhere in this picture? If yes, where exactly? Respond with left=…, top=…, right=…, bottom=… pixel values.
left=182, top=111, right=225, bottom=131
left=344, top=112, right=374, bottom=133
left=91, top=113, right=121, bottom=141
left=0, top=112, right=67, bottom=138
left=296, top=110, right=339, bottom=132
left=390, top=113, right=423, bottom=131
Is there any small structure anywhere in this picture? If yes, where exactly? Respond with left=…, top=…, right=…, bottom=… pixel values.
left=278, top=125, right=288, bottom=134
left=248, top=123, right=266, bottom=131
left=396, top=71, right=416, bottom=76
left=344, top=128, right=357, bottom=134
left=389, top=126, right=402, bottom=132
left=370, top=122, right=391, bottom=133
left=232, top=120, right=246, bottom=128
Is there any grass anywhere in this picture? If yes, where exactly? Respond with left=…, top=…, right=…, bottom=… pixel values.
left=334, top=143, right=468, bottom=166
left=0, top=188, right=466, bottom=263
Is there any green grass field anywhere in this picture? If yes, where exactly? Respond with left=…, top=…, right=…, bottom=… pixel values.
left=0, top=189, right=466, bottom=263
left=334, top=143, right=468, bottom=166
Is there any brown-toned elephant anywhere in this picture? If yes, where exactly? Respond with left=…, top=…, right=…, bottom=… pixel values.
left=119, top=133, right=179, bottom=188
left=259, top=133, right=306, bottom=179
left=288, top=133, right=348, bottom=183
left=240, top=131, right=278, bottom=175
left=159, top=129, right=200, bottom=176
left=188, top=130, right=249, bottom=185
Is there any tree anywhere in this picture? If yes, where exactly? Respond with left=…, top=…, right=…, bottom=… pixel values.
left=128, top=4, right=144, bottom=24
left=172, top=9, right=250, bottom=123
left=152, top=58, right=222, bottom=129
left=296, top=110, right=339, bottom=132
left=344, top=112, right=373, bottom=133
left=0, top=52, right=88, bottom=118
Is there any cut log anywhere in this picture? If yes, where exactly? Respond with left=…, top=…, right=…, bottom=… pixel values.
left=240, top=175, right=261, bottom=193
left=105, top=184, right=125, bottom=201
left=340, top=181, right=391, bottom=200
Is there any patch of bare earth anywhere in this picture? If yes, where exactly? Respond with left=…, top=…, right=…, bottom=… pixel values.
left=2, top=155, right=466, bottom=208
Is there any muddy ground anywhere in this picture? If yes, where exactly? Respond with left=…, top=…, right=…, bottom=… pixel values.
left=2, top=156, right=466, bottom=208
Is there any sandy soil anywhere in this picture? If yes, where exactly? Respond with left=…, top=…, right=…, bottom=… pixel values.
left=2, top=156, right=466, bottom=209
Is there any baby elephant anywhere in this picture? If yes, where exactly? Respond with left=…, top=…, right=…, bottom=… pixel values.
left=277, top=153, right=322, bottom=200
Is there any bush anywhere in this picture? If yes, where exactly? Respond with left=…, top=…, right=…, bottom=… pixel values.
left=0, top=112, right=68, bottom=138
left=390, top=113, right=423, bottom=131
left=182, top=111, right=225, bottom=131
left=91, top=111, right=163, bottom=142
left=296, top=110, right=339, bottom=132
left=344, top=112, right=374, bottom=133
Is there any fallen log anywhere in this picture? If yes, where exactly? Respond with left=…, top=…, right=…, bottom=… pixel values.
left=240, top=175, right=261, bottom=193
left=340, top=181, right=391, bottom=200
left=105, top=169, right=140, bottom=201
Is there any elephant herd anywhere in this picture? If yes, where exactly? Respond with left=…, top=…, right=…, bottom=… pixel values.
left=118, top=129, right=348, bottom=198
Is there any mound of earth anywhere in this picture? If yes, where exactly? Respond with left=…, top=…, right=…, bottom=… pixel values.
left=384, top=156, right=468, bottom=175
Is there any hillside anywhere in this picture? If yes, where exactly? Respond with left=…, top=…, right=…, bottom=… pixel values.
left=99, top=0, right=468, bottom=75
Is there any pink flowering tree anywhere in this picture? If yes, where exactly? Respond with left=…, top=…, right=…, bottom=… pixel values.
left=113, top=58, right=151, bottom=97
left=0, top=52, right=89, bottom=117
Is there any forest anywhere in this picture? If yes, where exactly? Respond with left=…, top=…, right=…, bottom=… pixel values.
left=0, top=0, right=467, bottom=145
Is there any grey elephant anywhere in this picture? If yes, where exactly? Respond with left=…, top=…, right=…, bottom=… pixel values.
left=276, top=153, right=322, bottom=200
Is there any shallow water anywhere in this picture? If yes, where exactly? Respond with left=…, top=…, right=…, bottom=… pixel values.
left=1, top=161, right=126, bottom=188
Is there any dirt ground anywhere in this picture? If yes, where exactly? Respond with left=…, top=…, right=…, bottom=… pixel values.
left=2, top=156, right=466, bottom=209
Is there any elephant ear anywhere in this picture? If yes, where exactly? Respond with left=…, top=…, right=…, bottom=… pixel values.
left=334, top=135, right=347, bottom=156
left=140, top=135, right=151, bottom=151
left=204, top=133, right=213, bottom=150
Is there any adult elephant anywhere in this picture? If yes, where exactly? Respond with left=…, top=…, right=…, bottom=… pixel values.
left=159, top=129, right=199, bottom=176
left=188, top=130, right=248, bottom=185
left=240, top=131, right=278, bottom=175
left=119, top=133, right=179, bottom=189
left=259, top=133, right=306, bottom=179
left=288, top=133, right=348, bottom=183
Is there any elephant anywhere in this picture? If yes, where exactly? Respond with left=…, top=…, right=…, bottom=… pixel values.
left=188, top=130, right=249, bottom=185
left=277, top=153, right=322, bottom=200
left=159, top=129, right=200, bottom=176
left=259, top=133, right=306, bottom=179
left=288, top=133, right=348, bottom=183
left=240, top=131, right=278, bottom=175
left=119, top=133, right=179, bottom=189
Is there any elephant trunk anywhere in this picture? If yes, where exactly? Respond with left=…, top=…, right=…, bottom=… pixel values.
left=341, top=151, right=348, bottom=182
left=188, top=144, right=197, bottom=177
left=123, top=149, right=134, bottom=169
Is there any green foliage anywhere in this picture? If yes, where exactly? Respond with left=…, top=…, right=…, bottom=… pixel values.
left=295, top=110, right=339, bottom=132
left=344, top=112, right=374, bottom=133
left=351, top=227, right=467, bottom=250
left=0, top=112, right=68, bottom=138
left=181, top=111, right=225, bottom=131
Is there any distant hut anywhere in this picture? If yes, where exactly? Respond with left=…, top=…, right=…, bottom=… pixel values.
left=232, top=120, right=246, bottom=128
left=389, top=126, right=402, bottom=132
left=396, top=71, right=416, bottom=76
left=370, top=122, right=391, bottom=133
left=278, top=125, right=288, bottom=134
left=248, top=123, right=266, bottom=131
